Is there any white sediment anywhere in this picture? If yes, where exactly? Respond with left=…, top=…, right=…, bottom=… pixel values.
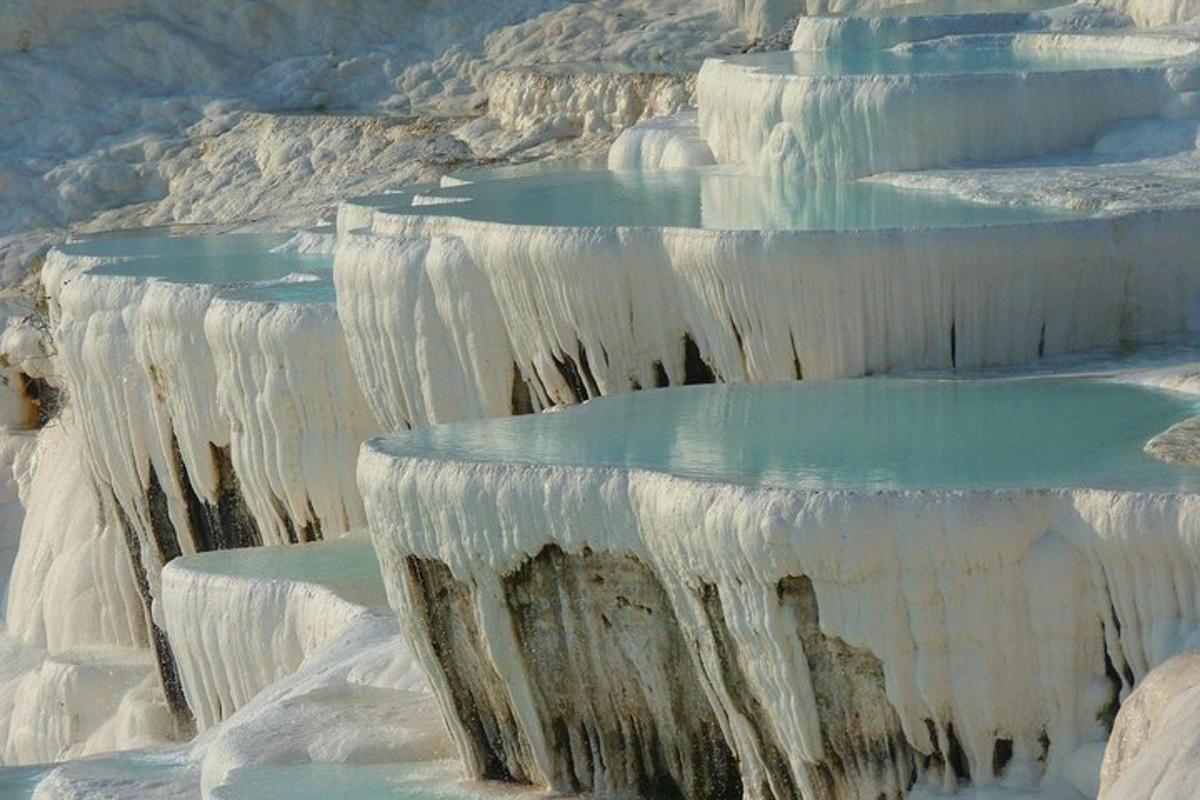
left=698, top=34, right=1192, bottom=178
left=161, top=537, right=388, bottom=731
left=360, top=440, right=1200, bottom=796
left=487, top=65, right=695, bottom=136
left=337, top=202, right=1200, bottom=432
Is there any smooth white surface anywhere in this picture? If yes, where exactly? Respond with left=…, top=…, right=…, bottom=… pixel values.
left=699, top=34, right=1187, bottom=178
left=341, top=202, right=1200, bottom=431
left=162, top=538, right=387, bottom=730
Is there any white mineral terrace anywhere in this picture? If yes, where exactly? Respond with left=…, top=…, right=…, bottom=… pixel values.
left=789, top=0, right=1065, bottom=52
left=162, top=536, right=388, bottom=731
left=699, top=32, right=1200, bottom=178
left=9, top=2, right=1200, bottom=798
left=337, top=163, right=1200, bottom=434
left=359, top=377, right=1200, bottom=799
left=39, top=231, right=374, bottom=729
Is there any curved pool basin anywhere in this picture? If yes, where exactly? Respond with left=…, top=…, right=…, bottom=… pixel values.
left=700, top=33, right=1191, bottom=178
left=377, top=378, right=1200, bottom=492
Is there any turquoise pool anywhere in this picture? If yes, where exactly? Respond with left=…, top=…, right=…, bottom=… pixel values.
left=723, top=35, right=1165, bottom=77
left=378, top=378, right=1200, bottom=492
left=397, top=166, right=1075, bottom=230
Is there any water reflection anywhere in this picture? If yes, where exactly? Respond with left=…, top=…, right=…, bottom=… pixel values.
left=411, top=167, right=1071, bottom=231
left=387, top=379, right=1200, bottom=492
left=723, top=39, right=1163, bottom=77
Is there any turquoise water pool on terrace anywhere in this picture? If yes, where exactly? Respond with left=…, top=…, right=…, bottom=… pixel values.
left=59, top=231, right=291, bottom=259
left=398, top=166, right=1076, bottom=230
left=217, top=276, right=336, bottom=305
left=89, top=252, right=330, bottom=286
left=173, top=537, right=384, bottom=609
left=723, top=35, right=1166, bottom=76
left=60, top=232, right=332, bottom=288
left=378, top=379, right=1200, bottom=492
left=853, top=0, right=1062, bottom=17
left=0, top=750, right=194, bottom=800
left=212, top=761, right=531, bottom=800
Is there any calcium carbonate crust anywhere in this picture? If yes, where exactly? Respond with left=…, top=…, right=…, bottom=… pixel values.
left=360, top=442, right=1200, bottom=798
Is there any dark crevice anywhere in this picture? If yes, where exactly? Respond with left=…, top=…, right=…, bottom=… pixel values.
left=576, top=341, right=600, bottom=398
left=1099, top=599, right=1132, bottom=690
left=109, top=491, right=194, bottom=733
left=17, top=373, right=58, bottom=428
left=992, top=738, right=1013, bottom=778
left=298, top=498, right=322, bottom=543
left=652, top=360, right=670, bottom=388
left=551, top=350, right=590, bottom=404
left=792, top=356, right=804, bottom=381
left=699, top=583, right=797, bottom=800
left=1037, top=322, right=1046, bottom=359
left=273, top=494, right=300, bottom=544
left=510, top=362, right=534, bottom=416
left=945, top=723, right=971, bottom=784
left=145, top=464, right=183, bottom=565
left=729, top=317, right=745, bottom=357
left=682, top=334, right=716, bottom=385
left=789, top=333, right=804, bottom=380
left=923, top=718, right=942, bottom=773
left=177, top=440, right=261, bottom=552
left=405, top=556, right=529, bottom=783
left=1099, top=633, right=1124, bottom=732
left=949, top=320, right=958, bottom=370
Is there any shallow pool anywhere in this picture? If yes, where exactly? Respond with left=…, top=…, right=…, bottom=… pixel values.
left=379, top=379, right=1200, bottom=492
left=0, top=750, right=195, bottom=800
left=0, top=765, right=46, bottom=800
left=90, top=251, right=330, bottom=286
left=725, top=35, right=1165, bottom=77
left=851, top=0, right=1062, bottom=17
left=175, top=537, right=385, bottom=608
left=212, top=760, right=531, bottom=800
left=60, top=232, right=332, bottom=287
left=59, top=231, right=291, bottom=260
left=400, top=166, right=1074, bottom=230
left=218, top=276, right=336, bottom=305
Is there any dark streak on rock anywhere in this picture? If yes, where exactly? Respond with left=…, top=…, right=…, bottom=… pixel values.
left=404, top=556, right=531, bottom=784
left=107, top=491, right=194, bottom=734
left=682, top=334, right=716, bottom=385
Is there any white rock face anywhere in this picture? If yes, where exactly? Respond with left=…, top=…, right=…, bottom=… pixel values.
left=487, top=66, right=695, bottom=137
left=361, top=440, right=1200, bottom=797
left=164, top=539, right=449, bottom=797
left=161, top=537, right=389, bottom=731
left=1094, top=0, right=1200, bottom=27
left=0, top=418, right=173, bottom=765
left=0, top=431, right=37, bottom=621
left=339, top=203, right=1200, bottom=432
left=790, top=9, right=1042, bottom=52
left=3, top=652, right=168, bottom=765
left=5, top=419, right=145, bottom=656
left=193, top=614, right=451, bottom=798
left=204, top=297, right=376, bottom=545
left=699, top=35, right=1185, bottom=179
left=40, top=245, right=375, bottom=726
left=719, top=0, right=805, bottom=38
left=1100, top=651, right=1200, bottom=797
left=334, top=234, right=518, bottom=431
left=607, top=112, right=717, bottom=170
